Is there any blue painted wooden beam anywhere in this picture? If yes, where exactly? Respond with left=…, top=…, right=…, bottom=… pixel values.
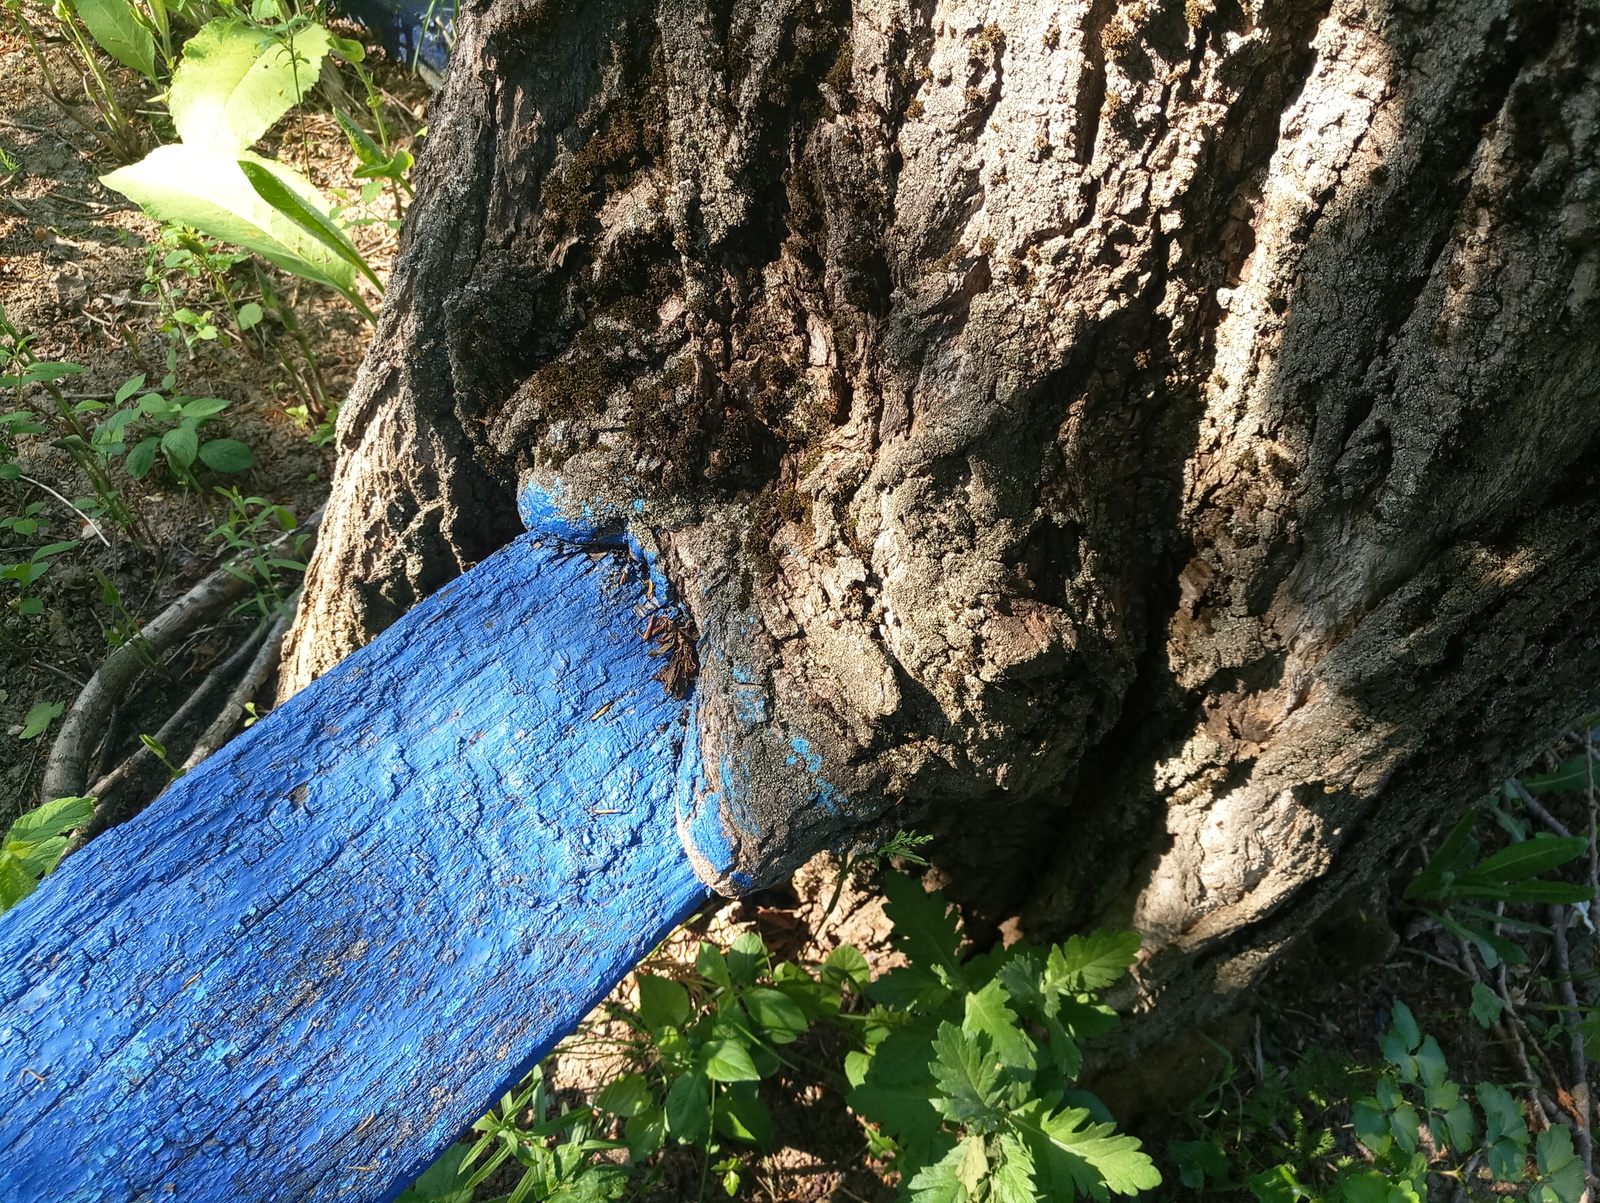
left=0, top=500, right=709, bottom=1201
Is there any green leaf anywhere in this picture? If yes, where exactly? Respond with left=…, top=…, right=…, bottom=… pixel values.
left=846, top=1014, right=947, bottom=1167
left=1390, top=1000, right=1421, bottom=1053
left=7, top=794, right=93, bottom=849
left=239, top=158, right=382, bottom=292
left=126, top=436, right=160, bottom=479
left=882, top=869, right=965, bottom=984
left=742, top=987, right=807, bottom=1044
left=907, top=1138, right=973, bottom=1203
left=1535, top=1124, right=1585, bottom=1203
left=992, top=1132, right=1038, bottom=1203
left=73, top=0, right=156, bottom=79
left=102, top=147, right=360, bottom=303
left=1451, top=879, right=1595, bottom=905
left=1471, top=834, right=1590, bottom=883
left=1522, top=759, right=1592, bottom=795
left=624, top=1106, right=665, bottom=1161
left=161, top=424, right=199, bottom=467
left=114, top=373, right=147, bottom=405
left=1168, top=1140, right=1229, bottom=1190
left=199, top=438, right=254, bottom=473
left=1436, top=912, right=1525, bottom=967
left=336, top=109, right=385, bottom=166
left=0, top=852, right=37, bottom=915
left=696, top=942, right=732, bottom=989
left=929, top=1021, right=1003, bottom=1125
left=168, top=19, right=333, bottom=152
left=395, top=1142, right=473, bottom=1203
left=181, top=397, right=231, bottom=419
left=1471, top=982, right=1505, bottom=1028
left=1407, top=810, right=1480, bottom=900
left=18, top=700, right=63, bottom=740
left=869, top=964, right=952, bottom=1012
left=1045, top=930, right=1143, bottom=994
left=1014, top=1097, right=1161, bottom=1198
left=594, top=1073, right=651, bottom=1118
left=963, top=979, right=1035, bottom=1072
left=664, top=1070, right=709, bottom=1142
left=635, top=974, right=690, bottom=1032
left=701, top=1037, right=761, bottom=1082
left=726, top=930, right=766, bottom=985
left=1413, top=1034, right=1447, bottom=1088
left=712, top=1083, right=771, bottom=1145
left=237, top=301, right=264, bottom=330
left=1248, top=1164, right=1306, bottom=1203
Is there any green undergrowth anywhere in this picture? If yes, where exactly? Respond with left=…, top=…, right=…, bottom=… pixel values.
left=398, top=864, right=1158, bottom=1203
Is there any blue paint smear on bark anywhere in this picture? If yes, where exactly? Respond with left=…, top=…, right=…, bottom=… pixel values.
left=0, top=532, right=706, bottom=1202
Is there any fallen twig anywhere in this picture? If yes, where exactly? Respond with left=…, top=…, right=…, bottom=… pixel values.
left=17, top=474, right=110, bottom=547
left=1550, top=903, right=1595, bottom=1182
left=1510, top=778, right=1573, bottom=837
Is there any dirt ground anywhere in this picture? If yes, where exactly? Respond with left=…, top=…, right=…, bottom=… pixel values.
left=0, top=20, right=425, bottom=827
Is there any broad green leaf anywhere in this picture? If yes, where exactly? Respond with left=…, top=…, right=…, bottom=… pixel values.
left=1339, top=1169, right=1399, bottom=1203
left=127, top=436, right=160, bottom=479
left=1470, top=981, right=1504, bottom=1027
left=0, top=852, right=38, bottom=914
left=1014, top=1097, right=1161, bottom=1198
left=114, top=374, right=146, bottom=405
left=199, top=438, right=253, bottom=473
left=161, top=424, right=198, bottom=467
left=237, top=301, right=264, bottom=330
left=725, top=930, right=766, bottom=985
left=594, top=1073, right=651, bottom=1118
left=168, top=19, right=333, bottom=152
left=1248, top=1163, right=1306, bottom=1203
left=1449, top=879, right=1595, bottom=905
left=664, top=1070, right=709, bottom=1142
left=1437, top=912, right=1525, bottom=967
left=1413, top=1034, right=1446, bottom=1088
left=102, top=147, right=358, bottom=300
left=700, top=1038, right=760, bottom=1082
left=238, top=159, right=382, bottom=291
left=1168, top=1139, right=1229, bottom=1190
left=712, top=1083, right=771, bottom=1145
left=181, top=397, right=230, bottom=418
left=1045, top=930, right=1142, bottom=994
left=7, top=795, right=93, bottom=874
left=1535, top=1124, right=1585, bottom=1203
left=624, top=1106, right=664, bottom=1161
left=742, top=987, right=807, bottom=1044
left=18, top=701, right=63, bottom=740
left=963, top=979, right=1035, bottom=1072
left=929, top=1021, right=1002, bottom=1125
left=1471, top=834, right=1589, bottom=883
left=847, top=1015, right=947, bottom=1168
left=73, top=0, right=155, bottom=79
left=337, top=109, right=385, bottom=166
left=1390, top=1000, right=1421, bottom=1053
left=869, top=964, right=952, bottom=1012
left=882, top=870, right=965, bottom=984
left=634, top=974, right=690, bottom=1032
left=394, top=1142, right=472, bottom=1203
left=696, top=941, right=732, bottom=989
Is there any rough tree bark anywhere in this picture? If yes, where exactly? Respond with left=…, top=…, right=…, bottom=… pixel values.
left=286, top=0, right=1600, bottom=1047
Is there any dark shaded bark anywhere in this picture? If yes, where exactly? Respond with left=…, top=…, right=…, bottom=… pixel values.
left=288, top=0, right=1600, bottom=1047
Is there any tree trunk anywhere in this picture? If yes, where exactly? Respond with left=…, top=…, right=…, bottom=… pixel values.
left=287, top=0, right=1600, bottom=1048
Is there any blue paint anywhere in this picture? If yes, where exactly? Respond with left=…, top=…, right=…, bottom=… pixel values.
left=0, top=530, right=706, bottom=1203
left=330, top=0, right=453, bottom=78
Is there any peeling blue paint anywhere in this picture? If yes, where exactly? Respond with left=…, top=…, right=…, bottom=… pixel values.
left=0, top=528, right=705, bottom=1203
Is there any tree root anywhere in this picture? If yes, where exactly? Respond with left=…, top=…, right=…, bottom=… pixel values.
left=44, top=509, right=322, bottom=808
left=181, top=608, right=291, bottom=773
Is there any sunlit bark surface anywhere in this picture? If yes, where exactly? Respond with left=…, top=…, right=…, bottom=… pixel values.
left=288, top=0, right=1600, bottom=1044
